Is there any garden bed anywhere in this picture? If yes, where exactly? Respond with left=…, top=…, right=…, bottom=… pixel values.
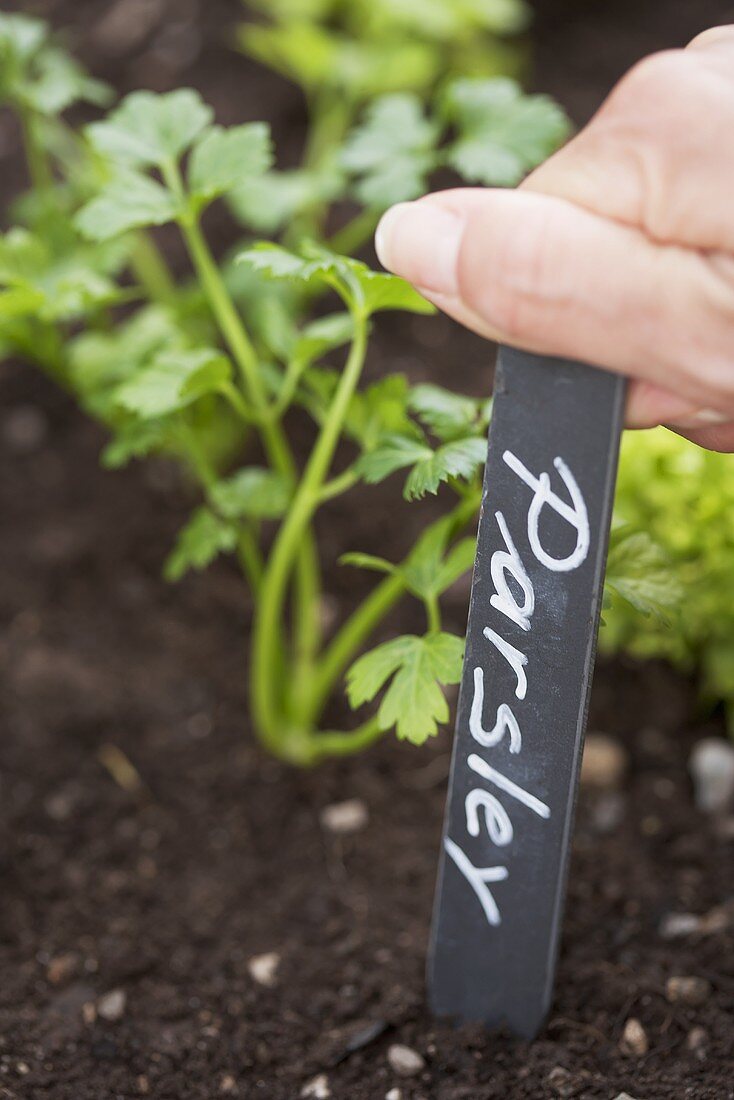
left=1, top=1, right=733, bottom=1097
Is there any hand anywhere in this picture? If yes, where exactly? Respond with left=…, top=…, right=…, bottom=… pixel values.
left=375, top=27, right=734, bottom=452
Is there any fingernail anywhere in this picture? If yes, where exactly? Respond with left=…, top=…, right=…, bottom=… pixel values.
left=375, top=201, right=463, bottom=295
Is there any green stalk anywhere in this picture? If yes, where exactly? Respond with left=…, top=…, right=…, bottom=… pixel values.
left=309, top=715, right=386, bottom=762
left=237, top=528, right=264, bottom=595
left=252, top=313, right=368, bottom=757
left=18, top=106, right=53, bottom=195
left=426, top=594, right=441, bottom=634
left=285, top=90, right=353, bottom=244
left=319, top=466, right=358, bottom=502
left=329, top=208, right=381, bottom=257
left=307, top=572, right=405, bottom=722
left=307, top=492, right=481, bottom=721
left=129, top=232, right=177, bottom=306
left=163, top=161, right=322, bottom=686
left=303, top=90, right=353, bottom=171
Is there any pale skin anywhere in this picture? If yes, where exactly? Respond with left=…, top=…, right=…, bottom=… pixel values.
left=375, top=27, right=734, bottom=453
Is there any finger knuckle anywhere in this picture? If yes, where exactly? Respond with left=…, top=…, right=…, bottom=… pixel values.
left=688, top=24, right=734, bottom=50
left=613, top=49, right=693, bottom=107
left=669, top=255, right=734, bottom=406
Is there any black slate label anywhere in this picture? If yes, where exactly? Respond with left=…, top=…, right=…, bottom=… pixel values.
left=428, top=346, right=626, bottom=1040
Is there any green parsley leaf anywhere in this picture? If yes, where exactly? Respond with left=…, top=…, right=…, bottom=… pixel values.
left=86, top=89, right=213, bottom=169
left=210, top=467, right=290, bottom=520
left=341, top=94, right=439, bottom=208
left=188, top=122, right=273, bottom=205
left=164, top=506, right=239, bottom=582
left=0, top=14, right=110, bottom=113
left=292, top=312, right=354, bottom=365
left=402, top=517, right=476, bottom=599
left=75, top=171, right=179, bottom=241
left=101, top=418, right=171, bottom=469
left=444, top=77, right=571, bottom=186
left=341, top=520, right=476, bottom=601
left=229, top=167, right=345, bottom=233
left=115, top=348, right=231, bottom=418
left=346, top=632, right=464, bottom=744
left=339, top=551, right=396, bottom=576
left=405, top=436, right=487, bottom=499
left=408, top=383, right=490, bottom=441
left=236, top=242, right=433, bottom=315
left=357, top=432, right=486, bottom=498
left=344, top=375, right=416, bottom=451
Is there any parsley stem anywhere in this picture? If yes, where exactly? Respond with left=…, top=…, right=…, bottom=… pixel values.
left=164, top=162, right=323, bottom=714
left=328, top=208, right=381, bottom=257
left=426, top=594, right=442, bottom=634
left=18, top=106, right=53, bottom=195
left=308, top=715, right=386, bottom=761
left=307, top=492, right=480, bottom=722
left=129, top=233, right=177, bottom=306
left=252, top=312, right=368, bottom=752
left=237, top=528, right=264, bottom=595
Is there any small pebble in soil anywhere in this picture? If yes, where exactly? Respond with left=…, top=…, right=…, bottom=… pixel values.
left=387, top=1044, right=425, bottom=1077
left=659, top=901, right=734, bottom=940
left=385, top=1090, right=403, bottom=1100
left=546, top=1066, right=578, bottom=1097
left=659, top=912, right=703, bottom=939
left=580, top=733, right=627, bottom=788
left=46, top=953, right=76, bottom=985
left=96, top=988, right=127, bottom=1022
left=665, top=975, right=712, bottom=1006
left=613, top=1094, right=641, bottom=1100
left=247, top=951, right=280, bottom=987
left=619, top=1017, right=649, bottom=1056
left=686, top=1026, right=708, bottom=1055
left=319, top=798, right=368, bottom=835
left=689, top=737, right=734, bottom=814
left=2, top=403, right=48, bottom=454
left=219, top=1074, right=237, bottom=1094
left=300, top=1074, right=330, bottom=1098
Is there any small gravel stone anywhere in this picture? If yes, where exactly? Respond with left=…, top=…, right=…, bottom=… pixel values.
left=47, top=953, right=76, bottom=985
left=247, top=952, right=280, bottom=987
left=581, top=734, right=627, bottom=788
left=689, top=738, right=734, bottom=814
left=300, top=1074, right=330, bottom=1098
left=547, top=1066, right=578, bottom=1097
left=687, top=1026, right=708, bottom=1051
left=613, top=1094, right=641, bottom=1100
left=660, top=901, right=734, bottom=940
left=659, top=912, right=703, bottom=939
left=385, top=1090, right=403, bottom=1100
left=665, top=975, right=712, bottom=1006
left=96, top=988, right=126, bottom=1021
left=619, top=1017, right=648, bottom=1056
left=319, top=798, right=368, bottom=835
left=219, top=1076, right=237, bottom=1095
left=387, top=1043, right=425, bottom=1077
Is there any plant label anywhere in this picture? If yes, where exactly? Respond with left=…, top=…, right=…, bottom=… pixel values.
left=428, top=346, right=626, bottom=1040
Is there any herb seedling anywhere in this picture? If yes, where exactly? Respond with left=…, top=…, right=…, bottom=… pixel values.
left=0, top=14, right=680, bottom=765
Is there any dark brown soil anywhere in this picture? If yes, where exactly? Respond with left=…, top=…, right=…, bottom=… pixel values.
left=2, top=2, right=734, bottom=1098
